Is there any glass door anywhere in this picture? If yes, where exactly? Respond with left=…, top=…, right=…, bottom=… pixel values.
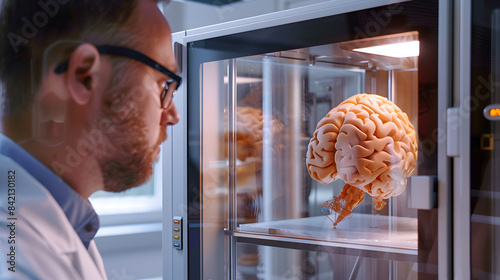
left=185, top=1, right=440, bottom=279
left=469, top=1, right=500, bottom=278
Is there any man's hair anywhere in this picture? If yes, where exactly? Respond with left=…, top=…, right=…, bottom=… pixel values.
left=0, top=0, right=156, bottom=117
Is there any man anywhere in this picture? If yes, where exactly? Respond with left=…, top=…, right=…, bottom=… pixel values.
left=0, top=0, right=180, bottom=279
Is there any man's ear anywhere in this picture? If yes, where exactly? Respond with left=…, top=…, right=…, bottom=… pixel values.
left=66, top=43, right=102, bottom=105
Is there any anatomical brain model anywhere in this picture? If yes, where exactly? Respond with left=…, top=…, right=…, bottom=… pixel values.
left=306, top=93, right=418, bottom=226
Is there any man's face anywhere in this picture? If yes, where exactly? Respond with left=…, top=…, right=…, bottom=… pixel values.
left=95, top=0, right=179, bottom=192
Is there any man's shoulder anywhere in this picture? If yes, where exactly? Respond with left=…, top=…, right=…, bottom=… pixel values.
left=0, top=153, right=75, bottom=246
left=0, top=154, right=87, bottom=279
left=0, top=153, right=50, bottom=202
left=0, top=153, right=20, bottom=168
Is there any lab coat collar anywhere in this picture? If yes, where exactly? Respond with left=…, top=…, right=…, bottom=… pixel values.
left=0, top=154, right=108, bottom=279
left=0, top=134, right=100, bottom=248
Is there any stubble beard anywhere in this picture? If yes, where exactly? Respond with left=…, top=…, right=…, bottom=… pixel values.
left=96, top=81, right=166, bottom=193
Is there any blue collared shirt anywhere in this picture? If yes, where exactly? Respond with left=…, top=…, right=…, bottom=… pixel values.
left=0, top=134, right=99, bottom=249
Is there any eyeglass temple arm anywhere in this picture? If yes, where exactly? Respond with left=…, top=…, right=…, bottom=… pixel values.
left=53, top=45, right=181, bottom=86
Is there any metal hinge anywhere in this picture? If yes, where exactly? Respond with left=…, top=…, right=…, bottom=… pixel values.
left=173, top=42, right=183, bottom=74
left=407, top=175, right=437, bottom=210
left=447, top=107, right=461, bottom=157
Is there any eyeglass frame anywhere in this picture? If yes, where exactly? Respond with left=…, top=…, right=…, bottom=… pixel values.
left=53, top=44, right=182, bottom=109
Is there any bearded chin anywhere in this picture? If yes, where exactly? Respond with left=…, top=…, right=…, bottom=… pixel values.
left=99, top=128, right=165, bottom=192
left=100, top=146, right=155, bottom=193
left=97, top=95, right=157, bottom=193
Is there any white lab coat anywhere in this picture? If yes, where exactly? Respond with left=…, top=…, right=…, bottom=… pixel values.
left=0, top=155, right=107, bottom=280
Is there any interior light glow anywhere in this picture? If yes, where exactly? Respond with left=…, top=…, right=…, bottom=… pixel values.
left=490, top=108, right=500, bottom=117
left=353, top=41, right=420, bottom=58
left=484, top=104, right=500, bottom=121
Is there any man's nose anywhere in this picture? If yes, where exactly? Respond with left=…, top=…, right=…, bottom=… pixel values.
left=160, top=103, right=180, bottom=127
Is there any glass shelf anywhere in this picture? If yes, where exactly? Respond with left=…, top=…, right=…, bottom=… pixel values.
left=228, top=214, right=417, bottom=261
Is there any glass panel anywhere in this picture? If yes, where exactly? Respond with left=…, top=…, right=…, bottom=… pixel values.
left=471, top=1, right=500, bottom=278
left=200, top=31, right=422, bottom=279
left=234, top=33, right=418, bottom=233
left=236, top=243, right=417, bottom=280
left=200, top=59, right=229, bottom=278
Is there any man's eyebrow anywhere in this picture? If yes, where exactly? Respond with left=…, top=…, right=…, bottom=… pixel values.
left=147, top=66, right=169, bottom=81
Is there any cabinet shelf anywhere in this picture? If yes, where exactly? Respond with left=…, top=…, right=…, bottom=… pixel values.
left=226, top=214, right=417, bottom=262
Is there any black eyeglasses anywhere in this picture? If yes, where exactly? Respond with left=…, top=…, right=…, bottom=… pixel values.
left=54, top=44, right=182, bottom=109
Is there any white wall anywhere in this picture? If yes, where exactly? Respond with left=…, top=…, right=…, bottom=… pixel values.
left=163, top=0, right=336, bottom=33
left=95, top=223, right=162, bottom=280
left=163, top=0, right=276, bottom=32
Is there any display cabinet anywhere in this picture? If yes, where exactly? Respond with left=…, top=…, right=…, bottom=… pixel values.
left=160, top=0, right=499, bottom=279
left=198, top=39, right=424, bottom=279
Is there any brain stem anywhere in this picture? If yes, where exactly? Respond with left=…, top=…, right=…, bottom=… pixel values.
left=322, top=184, right=365, bottom=226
